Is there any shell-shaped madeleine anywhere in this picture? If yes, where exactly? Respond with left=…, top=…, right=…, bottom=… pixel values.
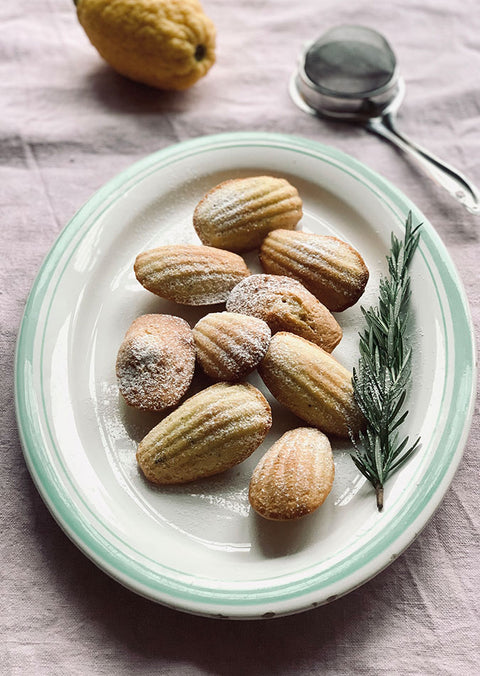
left=260, top=229, right=369, bottom=311
left=193, top=176, right=303, bottom=252
left=134, top=244, right=250, bottom=305
left=249, top=428, right=335, bottom=520
left=258, top=332, right=363, bottom=437
left=116, top=314, right=195, bottom=411
left=226, top=274, right=342, bottom=352
left=193, top=312, right=271, bottom=381
left=136, top=382, right=272, bottom=484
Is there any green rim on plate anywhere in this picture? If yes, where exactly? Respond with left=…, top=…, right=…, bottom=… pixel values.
left=14, top=132, right=476, bottom=618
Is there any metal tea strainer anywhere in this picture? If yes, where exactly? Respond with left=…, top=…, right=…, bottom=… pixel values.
left=290, top=25, right=480, bottom=214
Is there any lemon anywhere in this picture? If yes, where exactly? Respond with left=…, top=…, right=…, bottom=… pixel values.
left=76, top=0, right=216, bottom=90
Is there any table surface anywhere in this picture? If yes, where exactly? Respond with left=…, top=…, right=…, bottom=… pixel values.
left=2, top=0, right=479, bottom=673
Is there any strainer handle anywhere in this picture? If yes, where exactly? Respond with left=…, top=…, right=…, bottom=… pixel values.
left=366, top=113, right=480, bottom=215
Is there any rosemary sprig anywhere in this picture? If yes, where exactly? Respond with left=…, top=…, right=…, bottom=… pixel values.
left=351, top=212, right=422, bottom=511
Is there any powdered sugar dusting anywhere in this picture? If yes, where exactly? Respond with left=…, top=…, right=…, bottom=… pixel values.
left=193, top=311, right=271, bottom=380
left=258, top=332, right=362, bottom=437
left=227, top=274, right=302, bottom=315
left=249, top=428, right=335, bottom=520
left=116, top=315, right=195, bottom=411
left=134, top=245, right=250, bottom=305
left=260, top=230, right=369, bottom=311
left=226, top=274, right=342, bottom=352
left=193, top=176, right=302, bottom=251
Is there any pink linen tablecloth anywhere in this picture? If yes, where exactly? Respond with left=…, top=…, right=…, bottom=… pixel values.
left=1, top=0, right=478, bottom=673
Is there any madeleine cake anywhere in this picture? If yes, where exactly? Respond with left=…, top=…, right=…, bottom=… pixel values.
left=249, top=427, right=335, bottom=520
left=134, top=244, right=250, bottom=305
left=193, top=176, right=303, bottom=252
left=116, top=314, right=195, bottom=411
left=260, top=229, right=369, bottom=311
left=193, top=311, right=271, bottom=381
left=258, top=332, right=363, bottom=437
left=137, top=382, right=272, bottom=484
left=226, top=274, right=342, bottom=352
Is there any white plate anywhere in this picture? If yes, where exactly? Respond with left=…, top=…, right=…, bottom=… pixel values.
left=15, top=132, right=476, bottom=619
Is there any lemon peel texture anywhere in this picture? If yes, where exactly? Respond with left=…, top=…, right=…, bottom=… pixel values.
left=76, top=0, right=216, bottom=90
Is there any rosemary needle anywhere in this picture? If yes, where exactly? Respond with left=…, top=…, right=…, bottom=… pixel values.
left=350, top=211, right=422, bottom=511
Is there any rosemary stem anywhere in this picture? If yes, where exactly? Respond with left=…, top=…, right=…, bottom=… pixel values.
left=351, top=212, right=421, bottom=510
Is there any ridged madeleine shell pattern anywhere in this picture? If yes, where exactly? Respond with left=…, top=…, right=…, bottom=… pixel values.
left=260, top=229, right=369, bottom=311
left=193, top=176, right=303, bottom=252
left=136, top=382, right=272, bottom=484
left=134, top=244, right=250, bottom=305
left=258, top=332, right=363, bottom=437
left=226, top=274, right=342, bottom=352
left=116, top=314, right=195, bottom=411
left=249, top=428, right=335, bottom=520
left=193, top=312, right=271, bottom=381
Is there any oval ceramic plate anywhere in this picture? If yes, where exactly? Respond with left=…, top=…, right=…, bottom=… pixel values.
left=15, top=132, right=476, bottom=619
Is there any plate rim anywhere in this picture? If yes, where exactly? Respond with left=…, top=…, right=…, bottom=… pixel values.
left=14, top=131, right=477, bottom=618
